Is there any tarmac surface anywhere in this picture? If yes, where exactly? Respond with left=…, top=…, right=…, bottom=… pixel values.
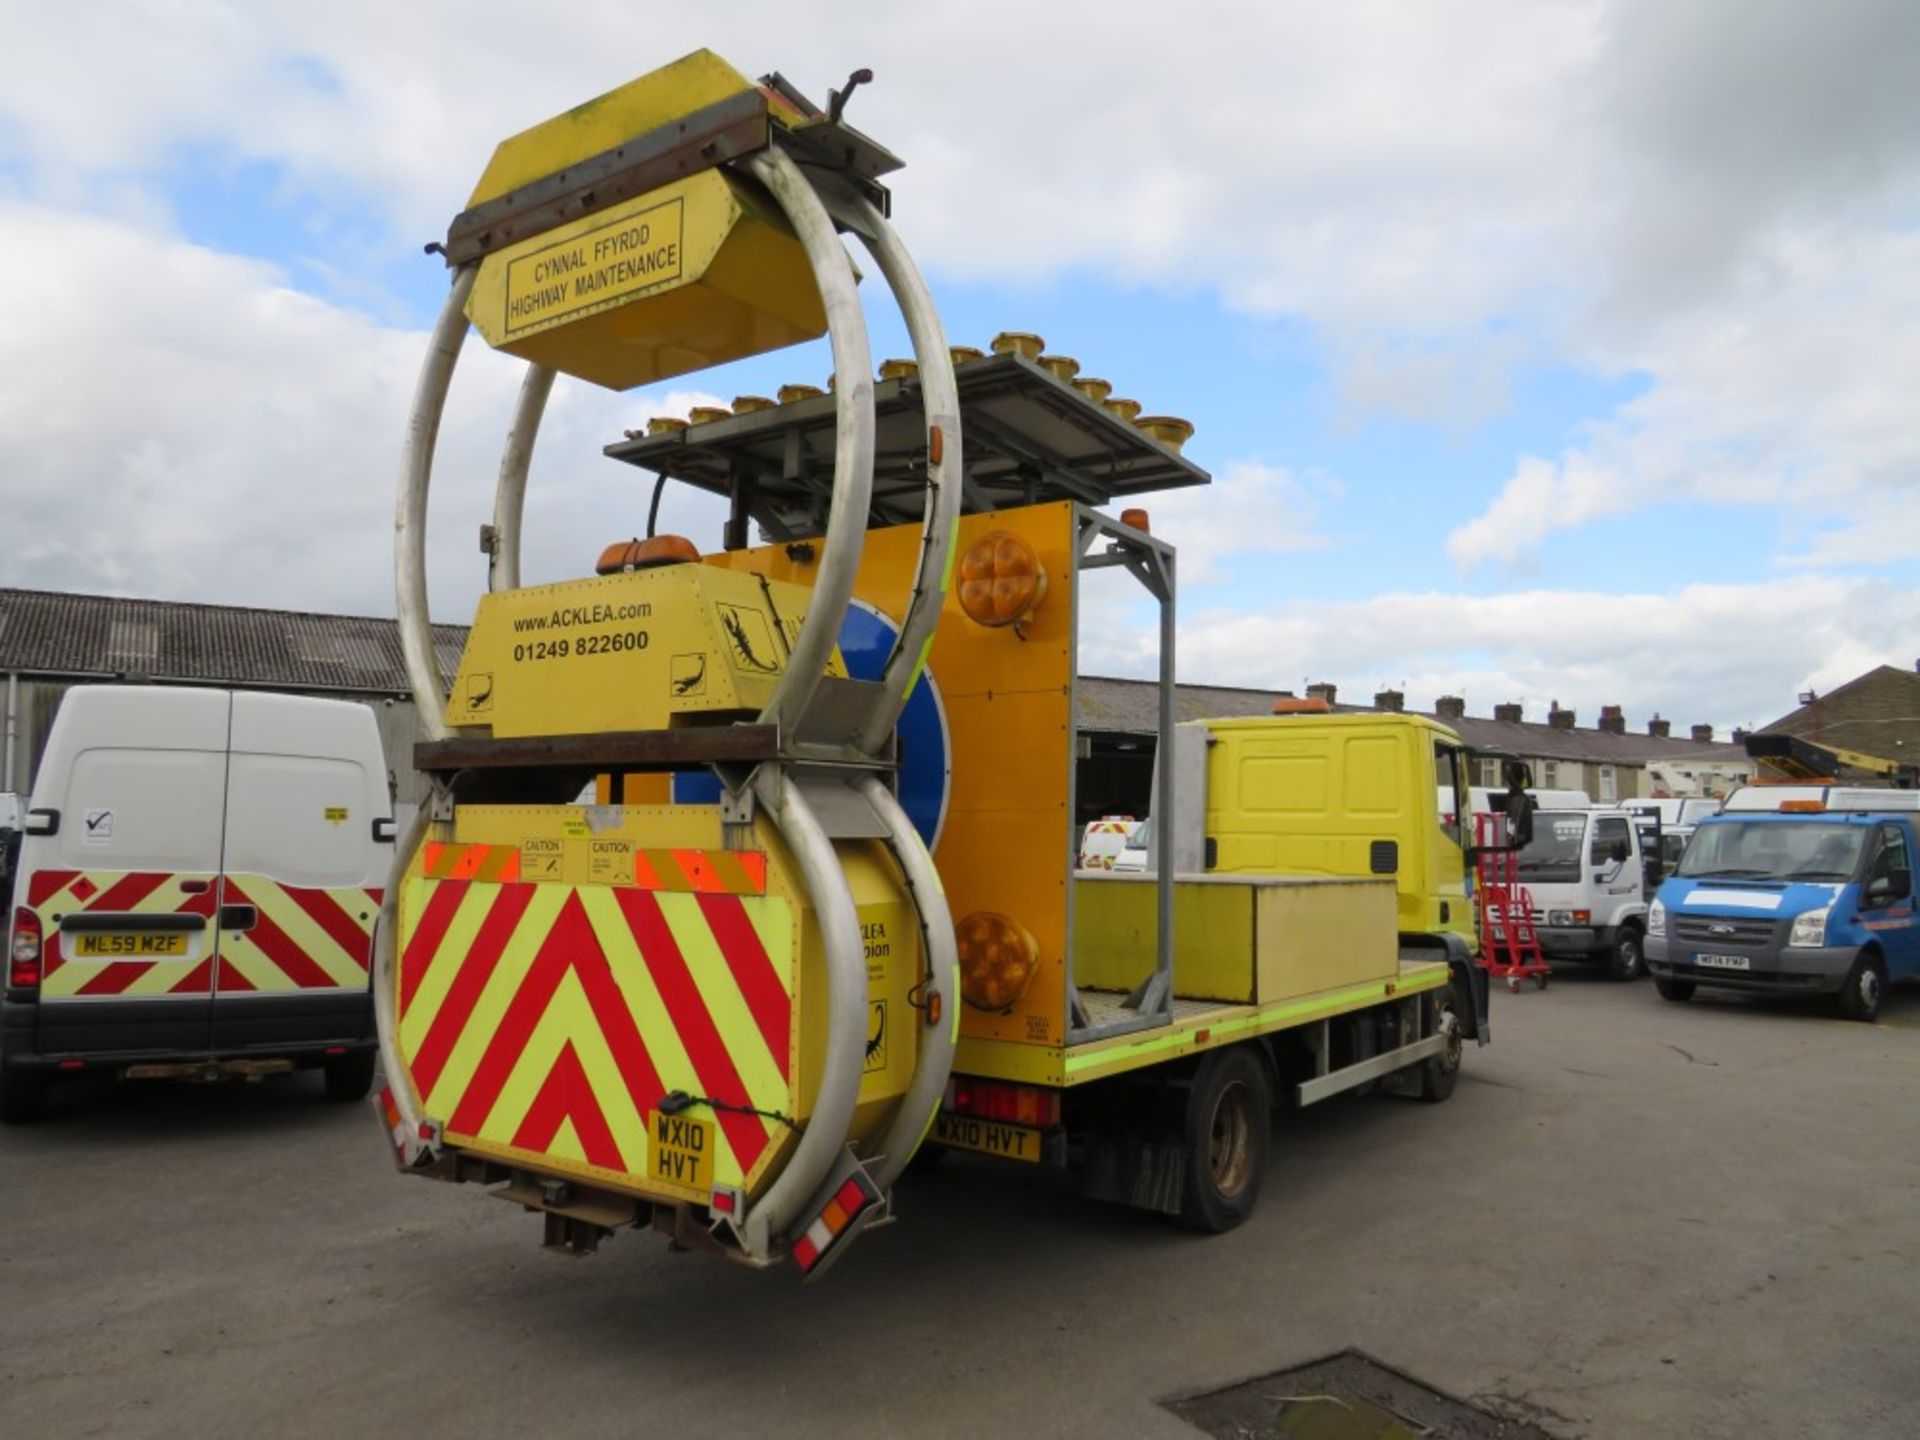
left=3, top=966, right=1917, bottom=1439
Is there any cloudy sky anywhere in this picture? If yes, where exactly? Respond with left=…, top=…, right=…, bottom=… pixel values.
left=2, top=1, right=1915, bottom=731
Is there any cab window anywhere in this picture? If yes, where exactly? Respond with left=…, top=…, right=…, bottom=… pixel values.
left=1588, top=816, right=1631, bottom=869
left=1865, top=825, right=1910, bottom=905
left=1435, top=741, right=1468, bottom=848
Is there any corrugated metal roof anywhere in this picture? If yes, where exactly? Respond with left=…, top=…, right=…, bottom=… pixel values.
left=1078, top=675, right=1748, bottom=763
left=0, top=588, right=467, bottom=696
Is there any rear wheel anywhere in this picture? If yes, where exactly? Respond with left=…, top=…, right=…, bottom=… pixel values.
left=0, top=1067, right=50, bottom=1125
left=1177, top=1046, right=1271, bottom=1233
left=1654, top=976, right=1695, bottom=1003
left=323, top=1050, right=377, bottom=1103
left=1837, top=952, right=1886, bottom=1023
left=1607, top=928, right=1646, bottom=982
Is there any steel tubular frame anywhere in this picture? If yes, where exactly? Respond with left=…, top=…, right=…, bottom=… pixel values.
left=1066, top=508, right=1178, bottom=1042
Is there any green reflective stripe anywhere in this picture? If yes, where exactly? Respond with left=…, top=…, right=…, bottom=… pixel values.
left=1063, top=967, right=1449, bottom=1081
left=937, top=523, right=959, bottom=589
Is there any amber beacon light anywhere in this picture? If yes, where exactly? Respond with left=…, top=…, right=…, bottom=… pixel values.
left=956, top=530, right=1048, bottom=629
left=956, top=911, right=1041, bottom=1012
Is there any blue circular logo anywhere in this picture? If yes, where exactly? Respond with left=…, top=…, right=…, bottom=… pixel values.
left=672, top=600, right=951, bottom=849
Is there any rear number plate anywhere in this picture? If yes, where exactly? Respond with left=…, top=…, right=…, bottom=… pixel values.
left=1695, top=952, right=1751, bottom=971
left=647, top=1111, right=715, bottom=1192
left=934, top=1113, right=1044, bottom=1162
left=73, top=933, right=188, bottom=958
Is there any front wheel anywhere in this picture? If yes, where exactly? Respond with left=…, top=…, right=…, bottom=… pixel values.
left=1177, top=1047, right=1272, bottom=1233
left=1607, top=929, right=1646, bottom=982
left=1419, top=986, right=1463, bottom=1103
left=1837, top=953, right=1886, bottom=1023
left=1654, top=975, right=1695, bottom=1003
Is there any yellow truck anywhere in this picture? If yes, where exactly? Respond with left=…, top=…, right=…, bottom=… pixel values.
left=369, top=51, right=1488, bottom=1271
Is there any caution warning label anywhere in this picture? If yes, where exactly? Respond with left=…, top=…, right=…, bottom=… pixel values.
left=503, top=196, right=685, bottom=337
left=519, top=836, right=565, bottom=881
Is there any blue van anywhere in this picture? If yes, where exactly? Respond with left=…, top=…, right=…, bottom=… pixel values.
left=1645, top=809, right=1916, bottom=1021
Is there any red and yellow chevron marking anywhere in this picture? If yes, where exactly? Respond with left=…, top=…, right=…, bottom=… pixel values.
left=24, top=869, right=380, bottom=1000
left=394, top=874, right=794, bottom=1198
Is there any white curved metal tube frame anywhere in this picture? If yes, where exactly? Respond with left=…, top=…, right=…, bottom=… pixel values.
left=381, top=139, right=962, bottom=1260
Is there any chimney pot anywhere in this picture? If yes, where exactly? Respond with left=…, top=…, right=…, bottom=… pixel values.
left=1548, top=702, right=1576, bottom=731
left=1493, top=702, right=1523, bottom=723
left=1306, top=682, right=1338, bottom=705
left=1435, top=695, right=1466, bottom=719
left=1691, top=723, right=1714, bottom=743
left=1373, top=688, right=1404, bottom=712
left=1648, top=716, right=1671, bottom=738
left=1599, top=704, right=1626, bottom=735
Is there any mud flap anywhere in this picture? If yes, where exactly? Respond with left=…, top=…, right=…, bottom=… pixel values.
left=1446, top=945, right=1491, bottom=1044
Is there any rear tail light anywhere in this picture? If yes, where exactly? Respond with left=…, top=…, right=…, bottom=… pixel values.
left=9, top=908, right=42, bottom=990
left=791, top=1173, right=881, bottom=1275
left=944, top=1077, right=1060, bottom=1128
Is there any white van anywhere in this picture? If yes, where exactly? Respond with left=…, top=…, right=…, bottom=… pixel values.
left=1077, top=816, right=1143, bottom=871
left=2, top=686, right=394, bottom=1122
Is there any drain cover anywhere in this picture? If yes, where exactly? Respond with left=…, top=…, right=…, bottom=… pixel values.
left=1164, top=1350, right=1558, bottom=1439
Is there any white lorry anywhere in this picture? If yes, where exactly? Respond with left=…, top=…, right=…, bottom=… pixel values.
left=2, top=686, right=395, bottom=1121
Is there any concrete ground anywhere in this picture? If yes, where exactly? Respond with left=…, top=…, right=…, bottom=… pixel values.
left=2, top=969, right=1916, bottom=1440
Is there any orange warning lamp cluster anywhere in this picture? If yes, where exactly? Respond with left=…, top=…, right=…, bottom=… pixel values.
left=595, top=535, right=700, bottom=574
left=956, top=910, right=1041, bottom=1011
left=957, top=530, right=1048, bottom=629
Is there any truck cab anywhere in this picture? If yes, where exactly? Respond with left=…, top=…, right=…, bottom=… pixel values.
left=1198, top=711, right=1477, bottom=958
left=1646, top=807, right=1917, bottom=1021
left=1510, top=807, right=1652, bottom=980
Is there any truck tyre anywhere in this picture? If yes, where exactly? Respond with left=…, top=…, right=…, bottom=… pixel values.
left=1419, top=985, right=1463, bottom=1103
left=323, top=1050, right=377, bottom=1103
left=1177, top=1046, right=1271, bottom=1234
left=1654, top=976, right=1695, bottom=1003
left=1836, top=952, right=1886, bottom=1024
left=0, top=1067, right=50, bottom=1125
left=1606, top=927, right=1646, bottom=982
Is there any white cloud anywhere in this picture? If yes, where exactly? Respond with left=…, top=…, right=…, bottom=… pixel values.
left=1129, top=461, right=1338, bottom=585
left=1449, top=226, right=1920, bottom=568
left=0, top=203, right=726, bottom=623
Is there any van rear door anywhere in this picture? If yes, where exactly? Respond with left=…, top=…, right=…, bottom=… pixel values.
left=209, top=694, right=386, bottom=1053
left=28, top=688, right=230, bottom=1057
